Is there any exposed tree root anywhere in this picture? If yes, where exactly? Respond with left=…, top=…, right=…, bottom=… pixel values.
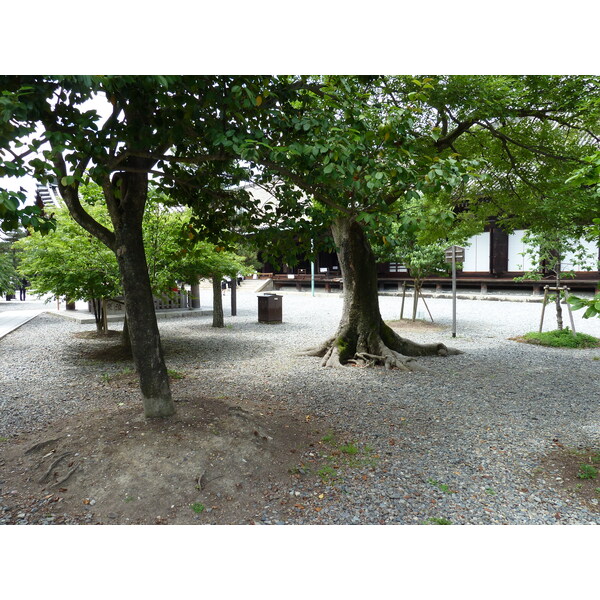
left=297, top=337, right=336, bottom=358
left=38, top=452, right=74, bottom=484
left=50, top=464, right=80, bottom=488
left=300, top=321, right=462, bottom=371
left=348, top=351, right=427, bottom=372
left=321, top=345, right=345, bottom=368
left=25, top=437, right=65, bottom=455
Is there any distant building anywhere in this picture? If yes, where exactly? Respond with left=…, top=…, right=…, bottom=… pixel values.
left=35, top=183, right=62, bottom=210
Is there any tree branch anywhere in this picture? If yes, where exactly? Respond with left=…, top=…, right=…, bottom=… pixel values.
left=480, top=120, right=586, bottom=164
left=52, top=154, right=117, bottom=251
left=434, top=119, right=478, bottom=151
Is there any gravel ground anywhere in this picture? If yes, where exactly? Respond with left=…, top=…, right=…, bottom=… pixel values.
left=1, top=289, right=599, bottom=525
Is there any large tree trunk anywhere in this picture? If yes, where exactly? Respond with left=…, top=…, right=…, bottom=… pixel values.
left=110, top=174, right=174, bottom=418
left=55, top=106, right=174, bottom=419
left=302, top=216, right=461, bottom=370
left=212, top=275, right=225, bottom=328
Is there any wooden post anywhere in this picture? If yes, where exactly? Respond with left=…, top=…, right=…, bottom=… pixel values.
left=102, top=298, right=108, bottom=334
left=190, top=282, right=200, bottom=309
left=451, top=247, right=457, bottom=338
left=311, top=240, right=315, bottom=297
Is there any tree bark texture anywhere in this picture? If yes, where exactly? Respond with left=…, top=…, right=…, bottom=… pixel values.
left=91, top=298, right=104, bottom=333
left=121, top=313, right=131, bottom=352
left=212, top=275, right=224, bottom=328
left=109, top=173, right=174, bottom=418
left=301, top=216, right=460, bottom=370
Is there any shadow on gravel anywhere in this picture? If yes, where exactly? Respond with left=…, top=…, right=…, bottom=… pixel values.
left=64, top=325, right=280, bottom=364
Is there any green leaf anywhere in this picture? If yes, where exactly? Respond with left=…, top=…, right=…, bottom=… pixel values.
left=567, top=297, right=585, bottom=309
left=1, top=195, right=19, bottom=212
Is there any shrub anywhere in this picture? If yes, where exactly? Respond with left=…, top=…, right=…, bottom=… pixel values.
left=521, top=329, right=600, bottom=349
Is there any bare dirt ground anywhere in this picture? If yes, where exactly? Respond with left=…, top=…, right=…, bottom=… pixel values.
left=0, top=372, right=329, bottom=524
left=1, top=322, right=344, bottom=525
left=536, top=446, right=600, bottom=512
left=386, top=318, right=447, bottom=332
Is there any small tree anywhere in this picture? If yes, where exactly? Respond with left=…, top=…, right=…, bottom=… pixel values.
left=175, top=239, right=250, bottom=328
left=373, top=231, right=449, bottom=321
left=372, top=197, right=481, bottom=321
left=15, top=203, right=121, bottom=332
left=515, top=228, right=598, bottom=329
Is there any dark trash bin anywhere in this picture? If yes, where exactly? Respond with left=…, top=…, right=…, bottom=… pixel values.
left=258, top=293, right=282, bottom=324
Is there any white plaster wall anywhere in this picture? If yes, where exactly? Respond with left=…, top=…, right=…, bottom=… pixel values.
left=561, top=239, right=599, bottom=271
left=462, top=232, right=490, bottom=272
left=508, top=230, right=536, bottom=272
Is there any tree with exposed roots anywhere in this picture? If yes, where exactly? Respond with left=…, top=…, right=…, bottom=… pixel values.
left=225, top=75, right=600, bottom=370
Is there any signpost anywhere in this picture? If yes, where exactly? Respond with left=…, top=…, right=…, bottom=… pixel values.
left=444, top=246, right=465, bottom=338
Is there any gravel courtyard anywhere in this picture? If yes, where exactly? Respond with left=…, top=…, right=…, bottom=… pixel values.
left=1, top=289, right=599, bottom=525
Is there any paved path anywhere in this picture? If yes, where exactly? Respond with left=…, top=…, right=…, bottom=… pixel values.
left=0, top=309, right=43, bottom=340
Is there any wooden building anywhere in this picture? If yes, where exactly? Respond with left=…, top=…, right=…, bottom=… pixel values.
left=263, top=221, right=600, bottom=295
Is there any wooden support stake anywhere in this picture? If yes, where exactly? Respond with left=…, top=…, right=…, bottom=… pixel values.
left=400, top=282, right=406, bottom=320
left=563, top=286, right=577, bottom=337
left=539, top=286, right=549, bottom=332
left=419, top=289, right=434, bottom=323
left=231, top=277, right=237, bottom=316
